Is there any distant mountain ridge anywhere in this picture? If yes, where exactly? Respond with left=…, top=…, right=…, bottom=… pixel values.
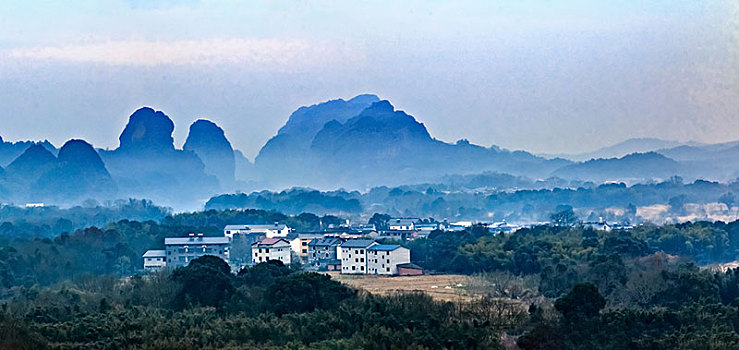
left=256, top=95, right=570, bottom=188
left=542, top=138, right=692, bottom=161
left=2, top=95, right=739, bottom=209
left=552, top=152, right=682, bottom=183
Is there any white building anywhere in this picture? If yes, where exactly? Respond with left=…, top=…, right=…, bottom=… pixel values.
left=224, top=223, right=291, bottom=240
left=339, top=239, right=377, bottom=274
left=252, top=238, right=291, bottom=264
left=388, top=218, right=418, bottom=231
left=367, top=245, right=411, bottom=275
left=142, top=250, right=167, bottom=271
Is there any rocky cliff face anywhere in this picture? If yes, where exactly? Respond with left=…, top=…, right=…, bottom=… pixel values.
left=184, top=119, right=235, bottom=189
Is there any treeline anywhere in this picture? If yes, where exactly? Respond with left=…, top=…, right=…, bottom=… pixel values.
left=206, top=189, right=363, bottom=215
left=2, top=254, right=738, bottom=348
left=406, top=221, right=739, bottom=297
left=1, top=258, right=515, bottom=349
left=0, top=199, right=169, bottom=239
left=205, top=178, right=739, bottom=223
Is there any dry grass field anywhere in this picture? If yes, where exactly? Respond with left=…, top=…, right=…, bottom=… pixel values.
left=328, top=272, right=477, bottom=302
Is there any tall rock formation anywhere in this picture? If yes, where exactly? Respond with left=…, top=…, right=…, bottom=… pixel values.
left=255, top=94, right=380, bottom=187
left=184, top=119, right=235, bottom=189
left=118, top=107, right=175, bottom=153
left=255, top=96, right=570, bottom=189
left=36, top=139, right=117, bottom=201
left=99, top=107, right=217, bottom=206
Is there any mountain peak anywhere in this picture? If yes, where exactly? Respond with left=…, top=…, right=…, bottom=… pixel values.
left=364, top=100, right=395, bottom=114
left=184, top=119, right=235, bottom=187
left=118, top=107, right=175, bottom=152
left=347, top=94, right=380, bottom=105
left=58, top=139, right=107, bottom=171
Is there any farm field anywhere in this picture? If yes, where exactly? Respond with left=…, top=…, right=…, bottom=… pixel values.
left=328, top=272, right=476, bottom=302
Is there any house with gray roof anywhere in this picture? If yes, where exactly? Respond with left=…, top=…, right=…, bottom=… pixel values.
left=143, top=250, right=166, bottom=271
left=307, top=237, right=344, bottom=269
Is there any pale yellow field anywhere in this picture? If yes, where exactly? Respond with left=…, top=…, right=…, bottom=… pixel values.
left=327, top=272, right=476, bottom=302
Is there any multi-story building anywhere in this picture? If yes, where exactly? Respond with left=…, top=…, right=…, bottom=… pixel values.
left=142, top=250, right=167, bottom=270
left=339, top=239, right=377, bottom=274
left=224, top=223, right=291, bottom=240
left=164, top=234, right=230, bottom=268
left=307, top=237, right=344, bottom=270
left=252, top=238, right=291, bottom=265
left=289, top=233, right=324, bottom=261
left=367, top=245, right=411, bottom=275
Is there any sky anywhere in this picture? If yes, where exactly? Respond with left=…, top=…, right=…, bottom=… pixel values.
left=0, top=0, right=737, bottom=159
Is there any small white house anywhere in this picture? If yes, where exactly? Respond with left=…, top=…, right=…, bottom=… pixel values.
left=388, top=218, right=418, bottom=231
left=252, top=238, right=291, bottom=264
left=224, top=223, right=291, bottom=240
left=339, top=239, right=377, bottom=274
left=367, top=245, right=411, bottom=275
left=143, top=250, right=167, bottom=271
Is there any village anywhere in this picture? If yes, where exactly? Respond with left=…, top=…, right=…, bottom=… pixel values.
left=141, top=218, right=525, bottom=276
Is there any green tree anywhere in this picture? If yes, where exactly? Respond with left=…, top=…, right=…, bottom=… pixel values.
left=172, top=255, right=234, bottom=309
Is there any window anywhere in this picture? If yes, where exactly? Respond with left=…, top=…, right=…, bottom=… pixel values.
left=360, top=258, right=364, bottom=263
left=352, top=266, right=355, bottom=271
left=386, top=268, right=390, bottom=272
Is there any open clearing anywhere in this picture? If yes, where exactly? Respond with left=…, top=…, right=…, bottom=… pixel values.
left=328, top=272, right=476, bottom=302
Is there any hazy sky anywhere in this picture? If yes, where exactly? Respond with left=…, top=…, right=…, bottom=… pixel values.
left=1, top=0, right=737, bottom=159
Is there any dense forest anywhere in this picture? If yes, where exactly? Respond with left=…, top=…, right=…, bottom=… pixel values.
left=0, top=208, right=738, bottom=348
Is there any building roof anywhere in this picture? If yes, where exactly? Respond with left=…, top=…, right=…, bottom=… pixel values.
left=308, top=237, right=343, bottom=247
left=252, top=238, right=289, bottom=247
left=142, top=249, right=166, bottom=258
left=164, top=237, right=229, bottom=245
left=224, top=224, right=288, bottom=231
left=397, top=263, right=423, bottom=270
left=293, top=233, right=325, bottom=239
left=341, top=239, right=377, bottom=248
left=368, top=244, right=403, bottom=252
left=390, top=218, right=418, bottom=226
